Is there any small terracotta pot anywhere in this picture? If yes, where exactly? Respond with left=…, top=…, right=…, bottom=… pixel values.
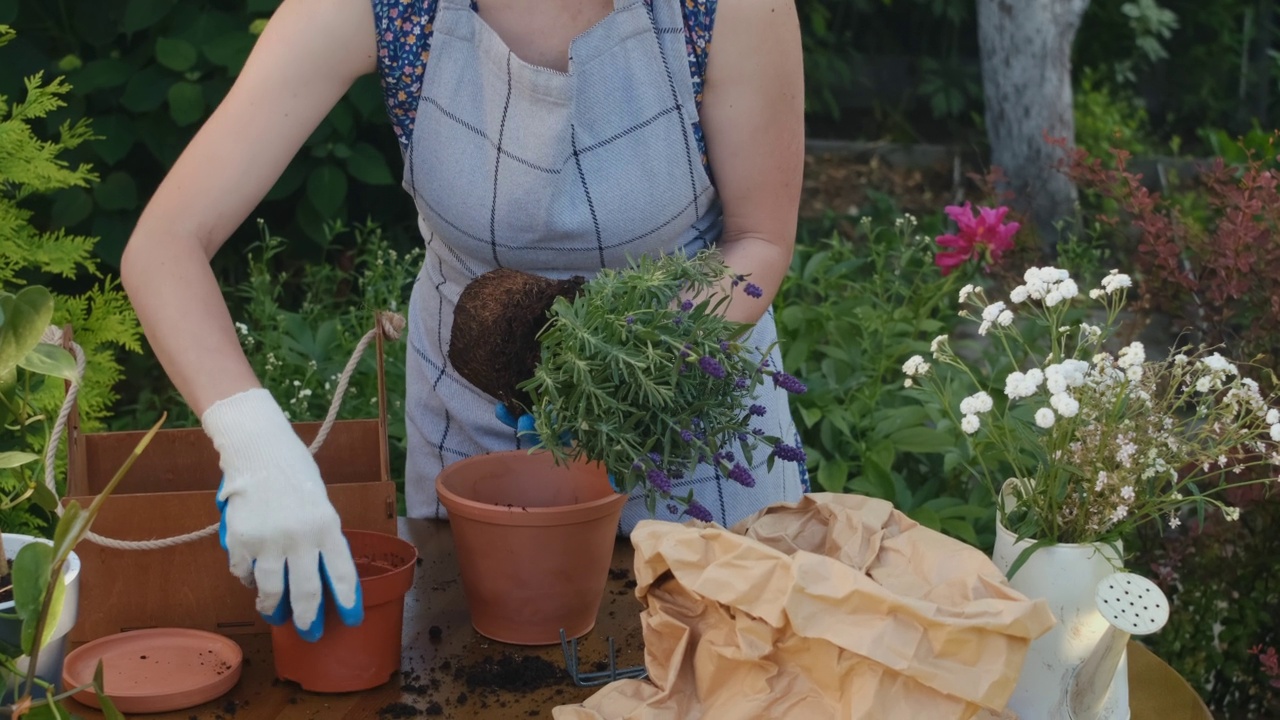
left=436, top=450, right=627, bottom=645
left=271, top=530, right=416, bottom=693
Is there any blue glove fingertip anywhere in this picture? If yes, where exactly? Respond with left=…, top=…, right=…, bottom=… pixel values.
left=319, top=556, right=365, bottom=629
left=296, top=592, right=325, bottom=643
left=495, top=403, right=517, bottom=429
left=607, top=473, right=621, bottom=493
left=516, top=412, right=537, bottom=437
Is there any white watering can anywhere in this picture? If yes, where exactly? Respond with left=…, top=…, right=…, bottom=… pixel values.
left=1064, top=572, right=1170, bottom=719
left=992, top=517, right=1171, bottom=720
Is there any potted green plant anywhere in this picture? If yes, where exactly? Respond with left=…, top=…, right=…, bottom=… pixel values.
left=442, top=250, right=807, bottom=644
left=0, top=283, right=165, bottom=714
left=906, top=264, right=1280, bottom=718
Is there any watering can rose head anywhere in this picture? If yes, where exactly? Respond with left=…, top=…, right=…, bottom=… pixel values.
left=906, top=265, right=1280, bottom=545
left=448, top=250, right=807, bottom=520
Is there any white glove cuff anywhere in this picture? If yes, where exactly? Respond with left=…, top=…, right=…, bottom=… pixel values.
left=202, top=387, right=308, bottom=474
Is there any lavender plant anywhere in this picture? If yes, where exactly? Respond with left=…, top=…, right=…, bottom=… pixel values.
left=519, top=250, right=808, bottom=520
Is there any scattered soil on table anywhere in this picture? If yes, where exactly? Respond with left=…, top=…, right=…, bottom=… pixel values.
left=607, top=568, right=630, bottom=581
left=424, top=701, right=444, bottom=716
left=428, top=625, right=443, bottom=642
left=377, top=702, right=420, bottom=718
left=457, top=652, right=568, bottom=693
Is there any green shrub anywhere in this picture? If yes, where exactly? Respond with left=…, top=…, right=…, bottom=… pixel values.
left=777, top=211, right=994, bottom=547
left=2, top=0, right=412, bottom=265
left=0, top=24, right=141, bottom=534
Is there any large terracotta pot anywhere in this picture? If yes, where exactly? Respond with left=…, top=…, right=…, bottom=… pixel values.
left=436, top=450, right=627, bottom=645
left=271, top=529, right=416, bottom=692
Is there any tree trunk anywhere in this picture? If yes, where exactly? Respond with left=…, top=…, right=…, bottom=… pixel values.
left=977, top=0, right=1091, bottom=252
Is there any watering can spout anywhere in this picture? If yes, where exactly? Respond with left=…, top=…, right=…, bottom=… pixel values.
left=1068, top=573, right=1169, bottom=719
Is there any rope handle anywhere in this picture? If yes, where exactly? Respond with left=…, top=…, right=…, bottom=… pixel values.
left=41, top=311, right=406, bottom=550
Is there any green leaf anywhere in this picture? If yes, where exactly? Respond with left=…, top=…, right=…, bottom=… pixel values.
left=90, top=114, right=138, bottom=166
left=203, top=32, right=256, bottom=72
left=18, top=344, right=77, bottom=382
left=0, top=286, right=55, bottom=376
left=796, top=404, right=822, bottom=428
left=344, top=142, right=394, bottom=185
left=248, top=0, right=282, bottom=10
left=95, top=660, right=125, bottom=720
left=70, top=59, right=133, bottom=94
left=306, top=164, right=348, bottom=215
left=121, top=66, right=172, bottom=113
left=155, top=36, right=198, bottom=71
left=0, top=452, right=39, bottom=469
left=52, top=502, right=84, bottom=569
left=909, top=506, right=941, bottom=531
left=1004, top=538, right=1057, bottom=580
left=814, top=459, right=848, bottom=493
left=167, top=81, right=206, bottom=126
left=941, top=518, right=979, bottom=546
left=887, top=426, right=951, bottom=454
left=51, top=188, right=94, bottom=227
left=92, top=171, right=140, bottom=211
left=0, top=0, right=15, bottom=24
left=12, top=541, right=64, bottom=654
left=123, top=0, right=176, bottom=33
left=30, top=481, right=59, bottom=514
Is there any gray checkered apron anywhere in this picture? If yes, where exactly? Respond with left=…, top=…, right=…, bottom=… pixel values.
left=398, top=0, right=805, bottom=531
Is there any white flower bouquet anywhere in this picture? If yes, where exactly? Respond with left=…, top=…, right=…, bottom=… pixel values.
left=905, top=266, right=1280, bottom=549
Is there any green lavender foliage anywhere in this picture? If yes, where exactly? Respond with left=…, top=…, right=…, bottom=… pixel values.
left=521, top=250, right=785, bottom=517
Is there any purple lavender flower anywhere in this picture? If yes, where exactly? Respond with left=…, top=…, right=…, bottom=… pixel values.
left=771, top=442, right=807, bottom=464
left=720, top=341, right=731, bottom=353
left=673, top=315, right=684, bottom=326
left=715, top=450, right=736, bottom=464
left=749, top=404, right=767, bottom=417
left=728, top=463, right=756, bottom=488
left=666, top=503, right=680, bottom=515
left=645, top=467, right=673, bottom=493
left=683, top=501, right=714, bottom=522
left=744, top=282, right=763, bottom=299
left=772, top=371, right=807, bottom=394
left=625, top=315, right=635, bottom=325
left=731, top=274, right=745, bottom=287
left=698, top=356, right=726, bottom=379
left=752, top=428, right=765, bottom=436
left=734, top=376, right=749, bottom=390
left=737, top=432, right=749, bottom=442
left=679, top=429, right=695, bottom=443
left=680, top=343, right=692, bottom=359
left=680, top=299, right=694, bottom=312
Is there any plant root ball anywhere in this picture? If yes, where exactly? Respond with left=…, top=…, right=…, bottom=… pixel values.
left=448, top=268, right=585, bottom=413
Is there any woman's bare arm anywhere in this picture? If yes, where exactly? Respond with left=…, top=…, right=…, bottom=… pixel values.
left=120, top=0, right=379, bottom=416
left=698, top=0, right=805, bottom=325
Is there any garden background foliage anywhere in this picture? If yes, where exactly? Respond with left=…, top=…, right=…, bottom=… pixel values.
left=3, top=0, right=1280, bottom=713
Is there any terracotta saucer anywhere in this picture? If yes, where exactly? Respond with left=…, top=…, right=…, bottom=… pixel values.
left=62, top=628, right=243, bottom=713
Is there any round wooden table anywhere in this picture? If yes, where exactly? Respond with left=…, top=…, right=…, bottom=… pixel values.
left=64, top=518, right=1214, bottom=719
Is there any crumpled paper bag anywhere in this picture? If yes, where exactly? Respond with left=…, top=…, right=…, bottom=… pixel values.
left=553, top=493, right=1054, bottom=720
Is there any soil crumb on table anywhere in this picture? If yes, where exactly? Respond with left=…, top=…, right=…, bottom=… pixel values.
left=377, top=702, right=419, bottom=718
left=425, top=701, right=445, bottom=716
left=458, top=652, right=567, bottom=692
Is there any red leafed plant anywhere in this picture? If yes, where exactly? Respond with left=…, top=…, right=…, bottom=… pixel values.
left=1047, top=133, right=1280, bottom=371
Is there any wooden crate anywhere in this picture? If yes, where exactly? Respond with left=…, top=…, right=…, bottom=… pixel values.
left=63, top=329, right=398, bottom=644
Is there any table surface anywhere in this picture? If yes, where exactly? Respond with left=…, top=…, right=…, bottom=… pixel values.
left=64, top=518, right=1214, bottom=720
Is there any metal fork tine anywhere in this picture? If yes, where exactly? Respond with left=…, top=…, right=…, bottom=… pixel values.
left=558, top=627, right=648, bottom=687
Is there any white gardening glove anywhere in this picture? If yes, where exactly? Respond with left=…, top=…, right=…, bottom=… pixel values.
left=202, top=388, right=363, bottom=642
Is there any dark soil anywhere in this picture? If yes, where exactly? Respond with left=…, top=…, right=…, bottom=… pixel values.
left=456, top=652, right=568, bottom=693
left=0, top=572, right=11, bottom=605
left=424, top=701, right=444, bottom=716
left=449, top=268, right=585, bottom=412
left=377, top=702, right=419, bottom=718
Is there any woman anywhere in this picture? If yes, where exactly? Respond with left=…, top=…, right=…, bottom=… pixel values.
left=120, top=0, right=805, bottom=641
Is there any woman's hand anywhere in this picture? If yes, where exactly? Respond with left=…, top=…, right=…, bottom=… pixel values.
left=119, top=0, right=379, bottom=639
left=698, top=0, right=805, bottom=325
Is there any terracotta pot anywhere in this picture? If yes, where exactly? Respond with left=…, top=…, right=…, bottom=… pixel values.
left=271, top=529, right=416, bottom=693
left=436, top=450, right=627, bottom=645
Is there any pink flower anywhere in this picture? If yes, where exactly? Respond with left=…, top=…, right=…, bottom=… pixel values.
left=934, top=202, right=1020, bottom=275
